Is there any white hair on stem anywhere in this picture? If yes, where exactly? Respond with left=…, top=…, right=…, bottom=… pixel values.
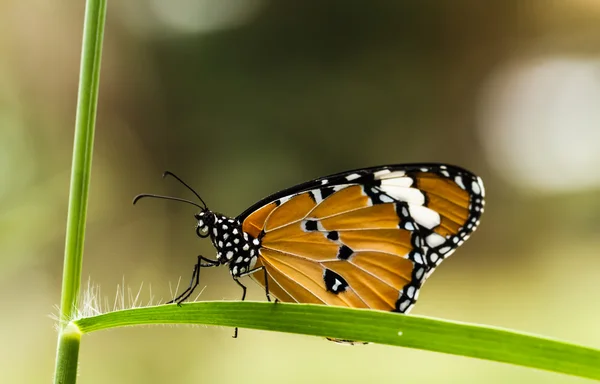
left=50, top=276, right=207, bottom=325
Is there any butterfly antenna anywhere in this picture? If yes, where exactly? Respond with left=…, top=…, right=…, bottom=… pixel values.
left=162, top=171, right=208, bottom=209
left=132, top=194, right=204, bottom=210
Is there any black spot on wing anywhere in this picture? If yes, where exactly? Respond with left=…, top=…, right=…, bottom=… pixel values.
left=336, top=245, right=353, bottom=260
left=308, top=186, right=336, bottom=204
left=304, top=220, right=318, bottom=231
left=327, top=231, right=339, bottom=241
left=321, top=186, right=335, bottom=199
left=323, top=269, right=349, bottom=294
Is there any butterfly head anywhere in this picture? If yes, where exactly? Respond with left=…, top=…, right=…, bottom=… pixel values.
left=194, top=210, right=215, bottom=238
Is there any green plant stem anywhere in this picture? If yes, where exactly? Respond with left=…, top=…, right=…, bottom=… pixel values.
left=58, top=0, right=106, bottom=324
left=54, top=323, right=82, bottom=384
left=74, top=301, right=600, bottom=381
left=54, top=0, right=107, bottom=383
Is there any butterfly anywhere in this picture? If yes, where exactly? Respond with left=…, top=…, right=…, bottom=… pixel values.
left=134, top=164, right=485, bottom=339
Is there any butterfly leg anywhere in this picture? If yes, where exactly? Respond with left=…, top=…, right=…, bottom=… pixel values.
left=231, top=277, right=248, bottom=338
left=231, top=267, right=278, bottom=338
left=239, top=266, right=275, bottom=303
left=260, top=267, right=279, bottom=303
left=168, top=255, right=219, bottom=305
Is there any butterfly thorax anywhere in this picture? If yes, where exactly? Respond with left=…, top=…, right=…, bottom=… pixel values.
left=196, top=210, right=260, bottom=276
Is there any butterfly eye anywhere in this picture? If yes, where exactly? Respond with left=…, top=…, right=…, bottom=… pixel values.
left=196, top=224, right=210, bottom=238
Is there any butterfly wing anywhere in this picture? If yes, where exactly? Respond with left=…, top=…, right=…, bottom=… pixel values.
left=237, top=164, right=485, bottom=314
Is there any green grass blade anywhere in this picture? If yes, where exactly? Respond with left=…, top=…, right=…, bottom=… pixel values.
left=59, top=0, right=107, bottom=325
left=54, top=1, right=107, bottom=383
left=74, top=301, right=600, bottom=381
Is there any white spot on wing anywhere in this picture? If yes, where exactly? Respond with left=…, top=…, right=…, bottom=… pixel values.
left=477, top=176, right=485, bottom=197
left=414, top=235, right=422, bottom=248
left=321, top=179, right=329, bottom=185
left=408, top=205, right=441, bottom=229
left=380, top=177, right=413, bottom=188
left=415, top=267, right=425, bottom=279
left=379, top=194, right=394, bottom=203
left=471, top=180, right=482, bottom=195
left=345, top=173, right=361, bottom=181
left=429, top=253, right=439, bottom=263
left=426, top=233, right=446, bottom=247
left=455, top=176, right=466, bottom=190
left=413, top=252, right=424, bottom=264
left=398, top=299, right=411, bottom=312
left=439, top=246, right=452, bottom=254
left=378, top=185, right=425, bottom=205
left=402, top=207, right=409, bottom=217
left=374, top=169, right=391, bottom=178
left=279, top=195, right=292, bottom=204
left=332, top=279, right=342, bottom=291
left=312, top=189, right=324, bottom=204
left=376, top=170, right=406, bottom=180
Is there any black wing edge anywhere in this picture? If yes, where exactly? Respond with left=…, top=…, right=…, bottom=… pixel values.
left=236, top=163, right=483, bottom=222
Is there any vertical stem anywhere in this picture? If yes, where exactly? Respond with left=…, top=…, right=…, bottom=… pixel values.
left=54, top=1, right=107, bottom=383
left=54, top=323, right=82, bottom=384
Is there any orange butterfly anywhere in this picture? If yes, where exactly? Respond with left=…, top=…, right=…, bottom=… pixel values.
left=135, top=164, right=485, bottom=338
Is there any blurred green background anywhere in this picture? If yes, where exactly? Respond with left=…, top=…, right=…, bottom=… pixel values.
left=2, top=1, right=600, bottom=383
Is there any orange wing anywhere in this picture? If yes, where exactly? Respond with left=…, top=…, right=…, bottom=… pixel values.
left=239, top=164, right=484, bottom=314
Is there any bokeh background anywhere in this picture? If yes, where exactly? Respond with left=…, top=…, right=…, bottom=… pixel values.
left=2, top=1, right=600, bottom=383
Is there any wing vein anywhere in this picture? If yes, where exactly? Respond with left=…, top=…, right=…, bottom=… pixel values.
left=346, top=258, right=404, bottom=293
left=262, top=263, right=301, bottom=304
left=260, top=253, right=328, bottom=304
